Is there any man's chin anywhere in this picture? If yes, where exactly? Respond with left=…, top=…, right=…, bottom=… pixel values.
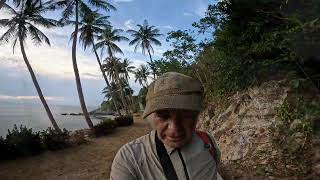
left=165, top=140, right=186, bottom=148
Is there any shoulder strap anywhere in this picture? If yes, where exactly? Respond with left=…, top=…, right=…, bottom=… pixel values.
left=195, top=130, right=218, bottom=164
left=155, top=131, right=179, bottom=180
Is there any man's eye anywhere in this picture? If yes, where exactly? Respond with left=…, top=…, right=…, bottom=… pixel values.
left=155, top=110, right=170, bottom=119
left=181, top=111, right=198, bottom=119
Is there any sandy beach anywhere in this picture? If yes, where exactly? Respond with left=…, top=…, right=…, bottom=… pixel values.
left=0, top=115, right=151, bottom=180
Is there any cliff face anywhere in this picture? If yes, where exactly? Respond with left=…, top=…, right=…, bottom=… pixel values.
left=198, top=80, right=320, bottom=178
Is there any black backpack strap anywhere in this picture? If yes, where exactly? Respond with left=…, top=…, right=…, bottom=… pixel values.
left=155, top=132, right=179, bottom=180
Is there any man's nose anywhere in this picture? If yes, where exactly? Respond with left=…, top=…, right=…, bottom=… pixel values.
left=167, top=114, right=182, bottom=131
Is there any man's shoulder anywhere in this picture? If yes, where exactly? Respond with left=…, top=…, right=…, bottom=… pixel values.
left=118, top=131, right=154, bottom=155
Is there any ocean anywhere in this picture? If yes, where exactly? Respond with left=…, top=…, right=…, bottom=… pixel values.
left=0, top=101, right=102, bottom=137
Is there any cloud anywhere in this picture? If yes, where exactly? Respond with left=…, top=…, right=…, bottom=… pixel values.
left=124, top=19, right=135, bottom=30
left=0, top=94, right=64, bottom=102
left=0, top=39, right=101, bottom=80
left=183, top=12, right=194, bottom=16
left=159, top=25, right=174, bottom=30
left=81, top=73, right=101, bottom=80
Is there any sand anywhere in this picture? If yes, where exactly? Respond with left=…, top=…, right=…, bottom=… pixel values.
left=0, top=115, right=151, bottom=180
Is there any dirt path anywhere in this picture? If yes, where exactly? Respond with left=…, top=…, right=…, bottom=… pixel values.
left=0, top=115, right=151, bottom=180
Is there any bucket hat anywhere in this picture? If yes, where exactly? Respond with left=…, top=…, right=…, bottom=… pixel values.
left=143, top=72, right=204, bottom=118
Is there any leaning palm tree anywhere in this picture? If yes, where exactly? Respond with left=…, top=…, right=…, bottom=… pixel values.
left=134, top=64, right=150, bottom=88
left=0, top=0, right=60, bottom=131
left=127, top=20, right=162, bottom=79
left=50, top=0, right=115, bottom=130
left=95, top=26, right=130, bottom=114
left=72, top=10, right=121, bottom=115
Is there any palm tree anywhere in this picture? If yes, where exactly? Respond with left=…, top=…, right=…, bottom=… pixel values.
left=103, top=57, right=130, bottom=114
left=95, top=26, right=130, bottom=114
left=102, top=81, right=121, bottom=112
left=0, top=0, right=60, bottom=131
left=73, top=10, right=121, bottom=115
left=127, top=20, right=162, bottom=79
left=50, top=0, right=115, bottom=130
left=134, top=64, right=150, bottom=88
left=120, top=58, right=135, bottom=108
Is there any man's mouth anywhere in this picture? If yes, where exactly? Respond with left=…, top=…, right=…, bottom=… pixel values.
left=167, top=136, right=184, bottom=142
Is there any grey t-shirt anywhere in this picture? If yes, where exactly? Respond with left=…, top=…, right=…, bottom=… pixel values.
left=110, top=130, right=221, bottom=180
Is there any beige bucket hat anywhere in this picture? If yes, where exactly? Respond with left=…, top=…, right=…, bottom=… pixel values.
left=142, top=72, right=204, bottom=119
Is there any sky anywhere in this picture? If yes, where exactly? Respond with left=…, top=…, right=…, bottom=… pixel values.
left=0, top=0, right=213, bottom=107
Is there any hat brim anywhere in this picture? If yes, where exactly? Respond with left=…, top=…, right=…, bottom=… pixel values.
left=142, top=94, right=203, bottom=119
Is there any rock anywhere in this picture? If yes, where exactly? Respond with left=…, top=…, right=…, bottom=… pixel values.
left=198, top=79, right=319, bottom=177
left=292, top=132, right=304, bottom=139
left=290, top=119, right=302, bottom=130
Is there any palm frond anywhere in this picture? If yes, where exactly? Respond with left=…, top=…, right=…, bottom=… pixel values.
left=12, top=38, right=18, bottom=54
left=126, top=29, right=138, bottom=34
left=129, top=37, right=140, bottom=46
left=0, top=24, right=18, bottom=45
left=110, top=43, right=123, bottom=55
left=0, top=19, right=9, bottom=27
left=29, top=16, right=58, bottom=28
left=60, top=1, right=75, bottom=23
left=27, top=23, right=50, bottom=46
left=149, top=37, right=161, bottom=46
left=2, top=3, right=17, bottom=15
left=88, top=0, right=116, bottom=11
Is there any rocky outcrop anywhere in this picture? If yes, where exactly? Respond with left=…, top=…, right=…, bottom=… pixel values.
left=198, top=80, right=320, bottom=178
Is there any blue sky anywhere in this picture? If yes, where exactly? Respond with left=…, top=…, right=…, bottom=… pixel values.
left=0, top=0, right=213, bottom=107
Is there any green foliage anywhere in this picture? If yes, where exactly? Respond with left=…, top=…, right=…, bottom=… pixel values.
left=138, top=87, right=148, bottom=108
left=163, top=30, right=198, bottom=64
left=153, top=59, right=191, bottom=76
left=0, top=136, right=13, bottom=160
left=100, top=100, right=116, bottom=112
left=115, top=115, right=134, bottom=127
left=192, top=0, right=320, bottom=101
left=268, top=96, right=320, bottom=176
left=94, top=119, right=117, bottom=137
left=5, top=125, right=44, bottom=157
left=41, top=128, right=70, bottom=151
left=270, top=98, right=315, bottom=155
left=134, top=64, right=150, bottom=87
left=0, top=125, right=74, bottom=161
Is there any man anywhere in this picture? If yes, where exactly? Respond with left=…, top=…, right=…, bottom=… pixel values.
left=110, top=72, right=221, bottom=180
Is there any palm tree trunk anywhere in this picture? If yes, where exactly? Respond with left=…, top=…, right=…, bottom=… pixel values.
left=72, top=0, right=94, bottom=130
left=19, top=34, right=60, bottom=131
left=0, top=0, right=6, bottom=10
left=125, top=77, right=135, bottom=111
left=92, top=41, right=121, bottom=116
left=147, top=48, right=156, bottom=79
left=116, top=73, right=130, bottom=115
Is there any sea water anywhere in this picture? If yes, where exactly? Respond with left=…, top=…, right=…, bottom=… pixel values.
left=0, top=101, right=102, bottom=137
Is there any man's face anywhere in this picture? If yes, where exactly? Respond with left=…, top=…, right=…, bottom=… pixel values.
left=153, top=109, right=199, bottom=148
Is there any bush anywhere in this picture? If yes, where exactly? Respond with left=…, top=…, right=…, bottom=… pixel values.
left=94, top=119, right=117, bottom=137
left=41, top=128, right=70, bottom=151
left=5, top=125, right=44, bottom=157
left=0, top=136, right=12, bottom=160
left=115, top=115, right=134, bottom=127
